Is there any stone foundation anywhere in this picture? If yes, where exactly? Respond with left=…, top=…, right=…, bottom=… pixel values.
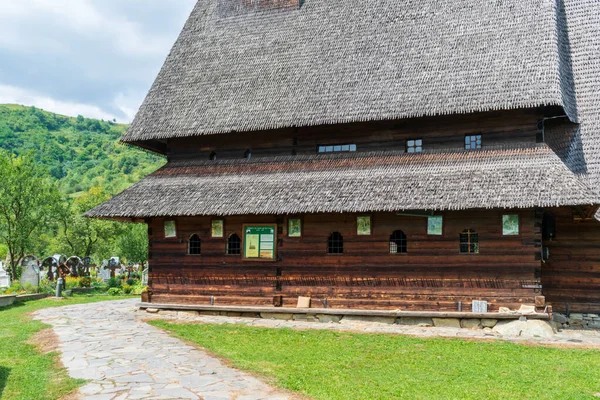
left=554, top=313, right=600, bottom=330
left=152, top=309, right=503, bottom=329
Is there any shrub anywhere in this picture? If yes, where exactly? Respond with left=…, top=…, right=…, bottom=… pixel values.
left=64, top=277, right=81, bottom=289
left=117, top=273, right=126, bottom=280
left=122, top=284, right=133, bottom=295
left=22, top=282, right=38, bottom=294
left=108, top=287, right=122, bottom=296
left=91, top=278, right=104, bottom=287
left=126, top=278, right=136, bottom=286
left=132, top=284, right=147, bottom=295
left=79, top=277, right=92, bottom=288
left=5, top=281, right=23, bottom=295
left=107, top=277, right=122, bottom=288
left=131, top=272, right=141, bottom=280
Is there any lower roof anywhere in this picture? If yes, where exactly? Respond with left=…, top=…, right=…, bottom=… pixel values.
left=86, top=145, right=598, bottom=219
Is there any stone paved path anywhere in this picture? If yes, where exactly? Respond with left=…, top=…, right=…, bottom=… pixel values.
left=34, top=300, right=292, bottom=400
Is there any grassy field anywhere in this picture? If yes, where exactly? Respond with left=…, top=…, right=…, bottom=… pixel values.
left=150, top=321, right=600, bottom=400
left=0, top=295, right=134, bottom=400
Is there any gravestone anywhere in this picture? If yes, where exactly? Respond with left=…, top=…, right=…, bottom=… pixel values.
left=142, top=267, right=149, bottom=286
left=0, top=261, right=10, bottom=288
left=21, top=256, right=40, bottom=288
left=99, top=260, right=111, bottom=281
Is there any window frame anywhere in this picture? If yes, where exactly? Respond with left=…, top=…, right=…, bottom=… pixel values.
left=502, top=214, right=520, bottom=236
left=317, top=144, right=357, bottom=154
left=459, top=229, right=479, bottom=254
left=211, top=219, right=225, bottom=238
left=327, top=232, right=344, bottom=255
left=465, top=134, right=482, bottom=150
left=389, top=230, right=408, bottom=254
left=406, top=138, right=423, bottom=154
left=187, top=234, right=202, bottom=256
left=226, top=233, right=242, bottom=256
left=163, top=220, right=177, bottom=239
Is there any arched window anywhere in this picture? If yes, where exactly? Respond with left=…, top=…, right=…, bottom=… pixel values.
left=209, top=151, right=217, bottom=161
left=188, top=234, right=201, bottom=255
left=460, top=229, right=479, bottom=254
left=227, top=233, right=241, bottom=255
left=244, top=149, right=251, bottom=159
left=389, top=230, right=407, bottom=254
left=328, top=232, right=343, bottom=254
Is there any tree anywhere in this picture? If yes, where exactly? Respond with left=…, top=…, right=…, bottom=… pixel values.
left=118, top=223, right=149, bottom=268
left=58, top=186, right=121, bottom=259
left=0, top=151, right=62, bottom=280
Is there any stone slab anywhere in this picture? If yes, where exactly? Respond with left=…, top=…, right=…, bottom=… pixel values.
left=432, top=318, right=461, bottom=328
left=341, top=315, right=396, bottom=325
left=493, top=320, right=555, bottom=338
left=260, top=313, right=294, bottom=321
left=397, top=317, right=434, bottom=326
left=481, top=318, right=498, bottom=328
left=461, top=319, right=482, bottom=329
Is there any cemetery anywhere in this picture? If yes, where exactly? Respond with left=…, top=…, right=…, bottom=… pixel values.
left=0, top=253, right=147, bottom=302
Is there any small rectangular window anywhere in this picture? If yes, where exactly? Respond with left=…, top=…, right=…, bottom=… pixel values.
left=357, top=216, right=371, bottom=236
left=164, top=220, right=177, bottom=238
left=407, top=139, right=422, bottom=153
left=318, top=144, right=357, bottom=153
left=211, top=220, right=224, bottom=238
left=288, top=218, right=302, bottom=237
left=465, top=135, right=482, bottom=150
left=427, top=216, right=443, bottom=235
left=502, top=215, right=519, bottom=235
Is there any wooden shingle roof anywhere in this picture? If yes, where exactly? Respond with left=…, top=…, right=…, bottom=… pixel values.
left=86, top=145, right=598, bottom=219
left=122, top=0, right=571, bottom=143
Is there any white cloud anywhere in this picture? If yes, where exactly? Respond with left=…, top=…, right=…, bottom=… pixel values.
left=0, top=84, right=122, bottom=122
left=0, top=0, right=174, bottom=57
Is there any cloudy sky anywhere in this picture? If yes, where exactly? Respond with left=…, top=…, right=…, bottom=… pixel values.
left=0, top=0, right=196, bottom=122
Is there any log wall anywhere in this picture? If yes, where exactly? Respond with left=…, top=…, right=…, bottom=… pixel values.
left=147, top=210, right=542, bottom=311
left=167, top=108, right=546, bottom=160
left=542, top=208, right=600, bottom=313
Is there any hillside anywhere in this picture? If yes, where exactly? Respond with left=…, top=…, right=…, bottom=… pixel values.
left=0, top=104, right=165, bottom=196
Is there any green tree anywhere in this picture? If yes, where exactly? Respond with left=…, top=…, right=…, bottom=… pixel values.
left=118, top=223, right=149, bottom=268
left=58, top=186, right=122, bottom=259
left=0, top=151, right=62, bottom=280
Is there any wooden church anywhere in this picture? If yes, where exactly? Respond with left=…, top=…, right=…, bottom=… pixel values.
left=89, top=0, right=600, bottom=314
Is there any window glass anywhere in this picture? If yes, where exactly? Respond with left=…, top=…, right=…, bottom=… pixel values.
left=407, top=139, right=423, bottom=153
left=427, top=216, right=443, bottom=235
left=459, top=229, right=479, bottom=254
left=164, top=221, right=177, bottom=238
left=328, top=232, right=343, bottom=254
left=318, top=144, right=357, bottom=153
left=502, top=215, right=519, bottom=235
left=389, top=230, right=407, bottom=254
left=465, top=135, right=482, bottom=150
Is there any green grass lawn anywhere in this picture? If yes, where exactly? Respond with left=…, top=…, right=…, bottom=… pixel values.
left=0, top=295, right=134, bottom=400
left=149, top=321, right=600, bottom=400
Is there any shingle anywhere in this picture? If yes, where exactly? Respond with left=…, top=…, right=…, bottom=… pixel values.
left=86, top=145, right=598, bottom=218
left=122, top=0, right=567, bottom=142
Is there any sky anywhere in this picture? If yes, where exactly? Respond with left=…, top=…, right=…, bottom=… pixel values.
left=0, top=0, right=197, bottom=123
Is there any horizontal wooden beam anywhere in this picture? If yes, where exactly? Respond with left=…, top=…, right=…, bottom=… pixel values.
left=138, top=302, right=550, bottom=320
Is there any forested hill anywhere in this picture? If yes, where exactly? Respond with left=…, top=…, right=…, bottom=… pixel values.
left=0, top=104, right=165, bottom=196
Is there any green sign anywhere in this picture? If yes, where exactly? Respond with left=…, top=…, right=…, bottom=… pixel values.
left=244, top=225, right=276, bottom=259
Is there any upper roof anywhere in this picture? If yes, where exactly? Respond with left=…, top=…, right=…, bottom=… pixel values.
left=86, top=145, right=598, bottom=219
left=122, top=0, right=572, bottom=143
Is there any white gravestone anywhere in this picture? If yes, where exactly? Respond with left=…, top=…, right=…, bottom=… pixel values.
left=99, top=260, right=111, bottom=281
left=0, top=261, right=10, bottom=288
left=142, top=267, right=149, bottom=286
left=21, top=257, right=40, bottom=288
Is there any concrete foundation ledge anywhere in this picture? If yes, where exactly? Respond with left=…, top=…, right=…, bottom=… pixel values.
left=138, top=303, right=550, bottom=327
left=15, top=294, right=49, bottom=302
left=0, top=294, right=18, bottom=307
